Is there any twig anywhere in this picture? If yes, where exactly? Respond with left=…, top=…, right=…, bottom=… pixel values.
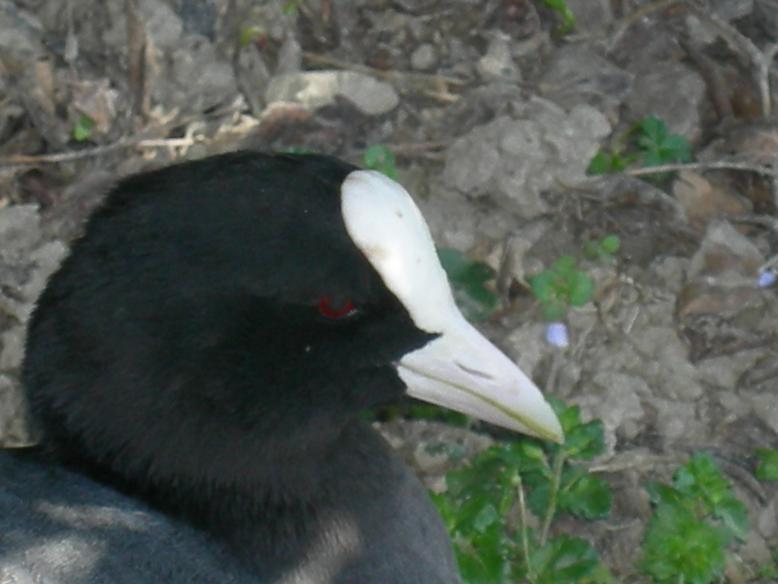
left=516, top=474, right=535, bottom=582
left=126, top=0, right=148, bottom=120
left=0, top=102, right=243, bottom=169
left=136, top=137, right=199, bottom=148
left=729, top=214, right=778, bottom=233
left=589, top=453, right=683, bottom=474
left=626, top=160, right=777, bottom=177
left=0, top=137, right=203, bottom=167
left=0, top=139, right=134, bottom=166
left=757, top=43, right=778, bottom=117
left=539, top=452, right=565, bottom=546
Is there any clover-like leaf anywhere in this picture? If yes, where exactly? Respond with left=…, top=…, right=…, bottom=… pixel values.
left=640, top=504, right=727, bottom=584
left=560, top=473, right=612, bottom=520
left=563, top=419, right=605, bottom=460
left=756, top=448, right=778, bottom=481
left=674, top=453, right=730, bottom=511
left=530, top=535, right=600, bottom=584
left=568, top=271, right=594, bottom=307
left=714, top=497, right=749, bottom=542
left=599, top=235, right=620, bottom=254
left=587, top=151, right=613, bottom=176
left=530, top=270, right=557, bottom=304
left=363, top=144, right=398, bottom=179
left=73, top=114, right=95, bottom=142
left=645, top=482, right=688, bottom=509
left=540, top=299, right=566, bottom=322
left=438, top=248, right=498, bottom=321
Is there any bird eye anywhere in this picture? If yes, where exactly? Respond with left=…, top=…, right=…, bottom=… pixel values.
left=317, top=297, right=358, bottom=320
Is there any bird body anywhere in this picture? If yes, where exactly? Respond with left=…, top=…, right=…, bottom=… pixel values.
left=5, top=152, right=562, bottom=583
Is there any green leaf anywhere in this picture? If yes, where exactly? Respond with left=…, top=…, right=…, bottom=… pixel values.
left=526, top=480, right=552, bottom=518
left=645, top=482, right=688, bottom=509
left=492, top=441, right=549, bottom=478
left=560, top=473, right=612, bottom=520
left=563, top=418, right=605, bottom=460
left=430, top=491, right=458, bottom=532
left=661, top=134, right=693, bottom=162
left=540, top=299, right=566, bottom=321
left=555, top=400, right=581, bottom=433
left=599, top=235, right=620, bottom=255
left=438, top=248, right=471, bottom=280
left=636, top=115, right=692, bottom=169
left=239, top=25, right=265, bottom=47
left=516, top=441, right=547, bottom=466
left=714, top=497, right=749, bottom=542
left=582, top=240, right=601, bottom=260
left=541, top=0, right=577, bottom=35
left=282, top=0, right=300, bottom=15
left=455, top=522, right=510, bottom=584
left=530, top=271, right=557, bottom=303
left=641, top=149, right=665, bottom=168
left=473, top=503, right=500, bottom=533
left=640, top=503, right=727, bottom=584
left=457, top=285, right=498, bottom=318
left=72, top=114, right=95, bottom=142
left=363, top=144, right=398, bottom=179
left=673, top=453, right=730, bottom=511
left=568, top=272, right=594, bottom=307
left=756, top=448, right=778, bottom=481
left=587, top=151, right=631, bottom=175
left=438, top=248, right=498, bottom=321
left=586, top=152, right=612, bottom=175
left=638, top=115, right=666, bottom=146
left=530, top=535, right=599, bottom=583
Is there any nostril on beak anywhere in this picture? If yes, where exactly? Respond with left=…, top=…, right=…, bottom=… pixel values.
left=454, top=361, right=495, bottom=381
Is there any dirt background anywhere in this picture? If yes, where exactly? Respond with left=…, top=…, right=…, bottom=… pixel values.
left=1, top=0, right=777, bottom=581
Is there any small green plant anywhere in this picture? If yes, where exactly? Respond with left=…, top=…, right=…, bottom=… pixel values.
left=282, top=0, right=302, bottom=16
left=438, top=248, right=499, bottom=321
left=640, top=452, right=749, bottom=584
left=363, top=144, right=398, bottom=180
left=636, top=116, right=692, bottom=168
left=542, top=0, right=576, bottom=35
left=529, top=233, right=618, bottom=322
left=434, top=398, right=613, bottom=583
left=755, top=447, right=778, bottom=481
left=588, top=115, right=692, bottom=177
left=586, top=150, right=633, bottom=175
left=238, top=24, right=266, bottom=48
left=529, top=255, right=594, bottom=321
left=582, top=234, right=620, bottom=263
left=72, top=114, right=95, bottom=142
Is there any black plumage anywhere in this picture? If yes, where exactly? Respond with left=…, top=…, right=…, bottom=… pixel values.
left=20, top=152, right=456, bottom=582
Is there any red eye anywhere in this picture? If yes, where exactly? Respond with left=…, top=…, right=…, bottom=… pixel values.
left=317, top=297, right=357, bottom=319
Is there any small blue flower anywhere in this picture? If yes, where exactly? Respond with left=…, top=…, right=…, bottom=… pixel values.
left=545, top=322, right=569, bottom=348
left=757, top=270, right=777, bottom=289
